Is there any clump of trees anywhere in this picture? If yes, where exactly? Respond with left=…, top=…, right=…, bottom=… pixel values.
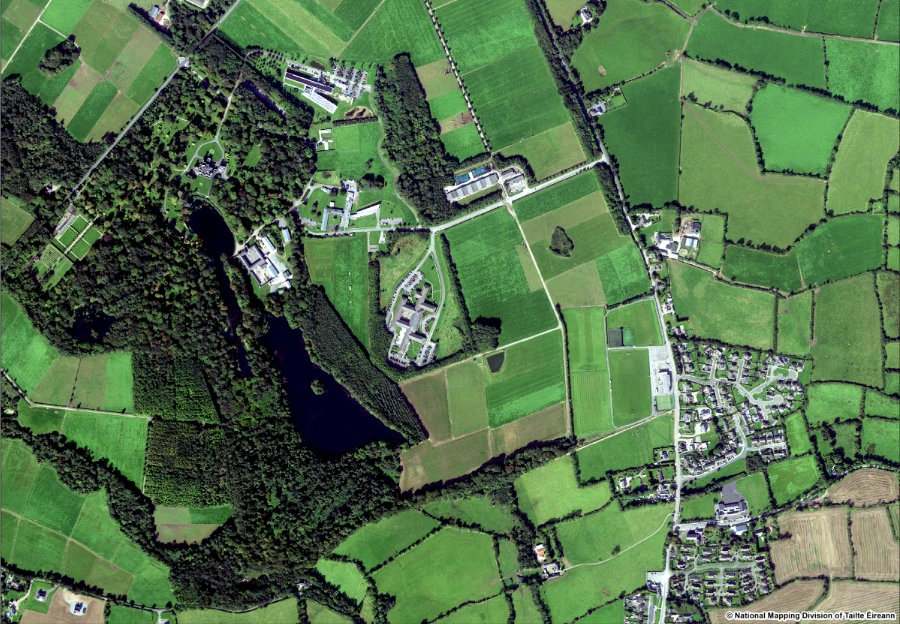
left=549, top=226, right=575, bottom=257
left=38, top=37, right=80, bottom=76
left=374, top=54, right=459, bottom=223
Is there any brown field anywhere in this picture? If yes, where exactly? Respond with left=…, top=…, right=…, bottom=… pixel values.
left=400, top=429, right=491, bottom=491
left=546, top=261, right=606, bottom=308
left=21, top=590, right=104, bottom=624
left=709, top=580, right=824, bottom=624
left=814, top=581, right=899, bottom=619
left=156, top=523, right=220, bottom=544
left=491, top=402, right=567, bottom=456
left=771, top=507, right=852, bottom=584
left=416, top=59, right=458, bottom=99
left=401, top=371, right=451, bottom=442
left=439, top=111, right=474, bottom=134
left=825, top=469, right=899, bottom=507
left=851, top=507, right=900, bottom=581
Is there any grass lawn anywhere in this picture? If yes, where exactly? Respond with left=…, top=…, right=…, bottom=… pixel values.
left=736, top=473, right=773, bottom=515
left=108, top=605, right=156, bottom=624
left=608, top=348, right=652, bottom=426
left=687, top=11, right=826, bottom=89
left=564, top=306, right=613, bottom=438
left=575, top=415, right=673, bottom=482
left=557, top=502, right=673, bottom=565
left=316, top=559, right=369, bottom=604
left=424, top=496, right=515, bottom=534
left=514, top=455, right=612, bottom=525
left=750, top=83, right=850, bottom=176
left=811, top=274, right=883, bottom=388
left=598, top=66, right=681, bottom=208
left=669, top=261, right=775, bottom=350
left=680, top=492, right=717, bottom=521
left=864, top=390, right=899, bottom=418
left=826, top=110, right=900, bottom=215
left=334, top=509, right=439, bottom=570
left=785, top=412, right=812, bottom=456
left=483, top=330, right=566, bottom=428
left=178, top=599, right=299, bottom=624
left=806, top=383, right=864, bottom=426
left=571, top=0, right=690, bottom=92
left=304, top=235, right=369, bottom=346
left=1, top=291, right=58, bottom=393
left=682, top=58, right=758, bottom=115
left=445, top=209, right=557, bottom=345
left=372, top=528, right=500, bottom=624
left=777, top=291, right=812, bottom=356
left=1, top=196, right=33, bottom=245
left=606, top=299, right=663, bottom=346
left=767, top=455, right=821, bottom=505
left=680, top=103, right=824, bottom=249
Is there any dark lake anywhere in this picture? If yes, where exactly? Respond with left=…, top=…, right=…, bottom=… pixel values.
left=187, top=204, right=251, bottom=376
left=263, top=315, right=405, bottom=456
left=71, top=305, right=116, bottom=344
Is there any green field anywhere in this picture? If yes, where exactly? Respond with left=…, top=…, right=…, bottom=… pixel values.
left=1, top=439, right=174, bottom=606
left=445, top=361, right=488, bottom=437
left=304, top=235, right=369, bottom=346
left=445, top=209, right=557, bottom=345
left=608, top=349, right=652, bottom=426
left=514, top=171, right=600, bottom=221
left=17, top=404, right=147, bottom=486
left=341, top=0, right=445, bottom=66
left=571, top=0, right=690, bottom=92
left=30, top=351, right=135, bottom=413
left=606, top=300, right=663, bottom=347
left=565, top=307, right=613, bottom=437
left=715, top=0, right=878, bottom=37
left=861, top=417, right=900, bottom=462
left=669, top=262, right=775, bottom=350
left=811, top=274, right=883, bottom=387
left=687, top=458, right=748, bottom=491
left=598, top=66, right=681, bottom=208
left=785, top=412, right=812, bottom=456
left=372, top=528, right=500, bottom=624
left=865, top=390, right=900, bottom=418
left=750, top=84, right=850, bottom=176
left=333, top=509, right=440, bottom=570
left=436, top=596, right=509, bottom=624
left=877, top=0, right=900, bottom=41
left=515, top=455, right=612, bottom=525
left=806, top=383, right=863, bottom=425
left=1, top=196, right=33, bottom=245
left=595, top=243, right=652, bottom=305
left=1, top=292, right=58, bottom=393
left=767, top=455, right=821, bottom=505
left=178, top=599, right=299, bottom=624
left=681, top=492, right=717, bottom=521
left=483, top=331, right=566, bottom=427
left=575, top=414, right=673, bottom=482
left=441, top=123, right=485, bottom=161
left=540, top=516, right=667, bottom=622
left=682, top=58, right=758, bottom=115
left=735, top=473, right=772, bottom=515
left=680, top=103, right=824, bottom=249
left=722, top=215, right=885, bottom=290
left=776, top=291, right=812, bottom=356
left=108, top=605, right=156, bottom=624
left=825, top=39, right=900, bottom=113
left=424, top=496, right=515, bottom=534
left=827, top=110, right=900, bottom=215
left=687, top=11, right=826, bottom=89
left=498, top=121, right=586, bottom=179
left=316, top=559, right=369, bottom=604
left=557, top=502, right=673, bottom=565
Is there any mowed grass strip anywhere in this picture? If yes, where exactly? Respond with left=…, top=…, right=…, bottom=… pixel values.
left=446, top=360, right=489, bottom=436
left=608, top=348, right=652, bottom=426
left=750, top=83, right=851, bottom=176
left=334, top=509, right=440, bottom=570
left=599, top=66, right=681, bottom=208
left=514, top=455, right=612, bottom=525
left=372, top=528, right=501, bottom=624
left=811, top=274, right=883, bottom=387
left=575, top=414, right=673, bottom=481
left=571, top=0, right=690, bottom=92
left=680, top=103, right=824, bottom=249
left=564, top=307, right=612, bottom=438
left=827, top=110, right=900, bottom=215
left=669, top=261, right=775, bottom=350
left=484, top=331, right=566, bottom=427
left=687, top=11, right=826, bottom=89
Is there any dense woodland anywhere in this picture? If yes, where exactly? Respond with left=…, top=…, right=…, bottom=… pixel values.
left=374, top=54, right=459, bottom=223
left=37, top=37, right=80, bottom=76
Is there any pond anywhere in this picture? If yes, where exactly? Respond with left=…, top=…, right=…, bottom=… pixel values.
left=486, top=352, right=505, bottom=373
left=71, top=305, right=117, bottom=344
left=263, top=315, right=405, bottom=456
left=187, top=204, right=250, bottom=375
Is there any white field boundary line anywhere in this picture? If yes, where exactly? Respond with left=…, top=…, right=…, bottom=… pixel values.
left=4, top=0, right=55, bottom=69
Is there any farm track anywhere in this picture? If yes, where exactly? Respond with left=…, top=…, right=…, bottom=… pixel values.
left=708, top=8, right=900, bottom=46
left=337, top=0, right=388, bottom=57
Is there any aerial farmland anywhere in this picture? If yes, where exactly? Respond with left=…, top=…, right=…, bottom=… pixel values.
left=0, top=0, right=898, bottom=621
